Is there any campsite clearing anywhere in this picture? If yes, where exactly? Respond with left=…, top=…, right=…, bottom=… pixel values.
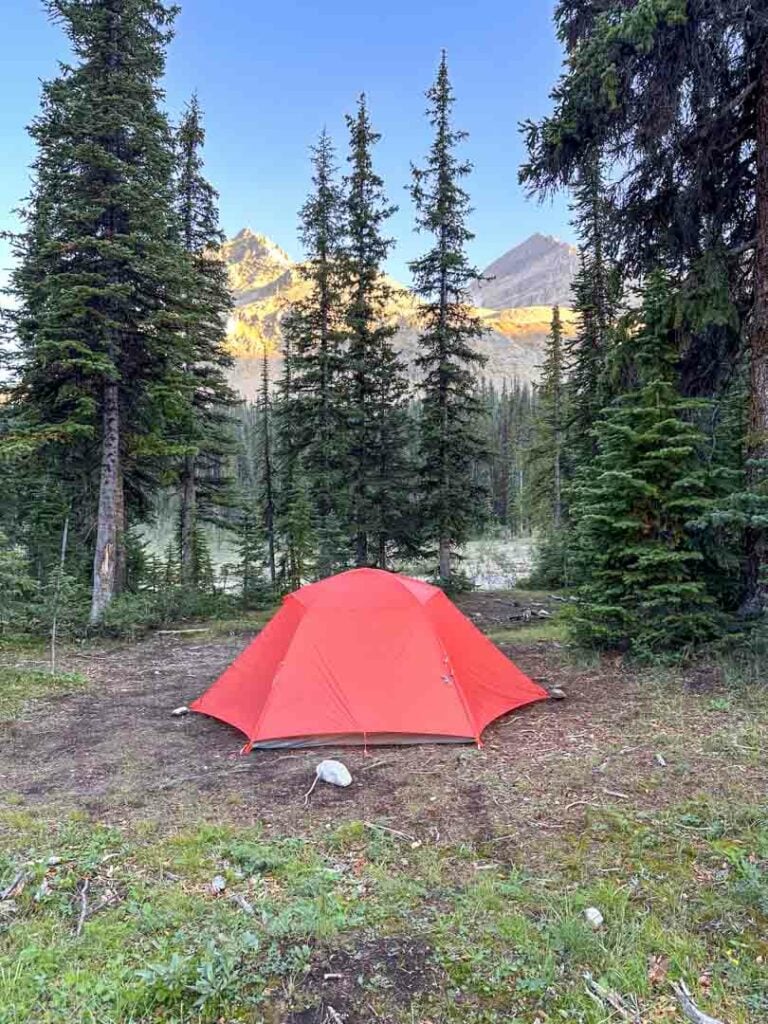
left=0, top=590, right=766, bottom=1023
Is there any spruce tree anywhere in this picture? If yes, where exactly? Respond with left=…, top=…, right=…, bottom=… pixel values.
left=258, top=342, right=277, bottom=588
left=274, top=330, right=316, bottom=588
left=567, top=154, right=618, bottom=456
left=174, top=94, right=236, bottom=587
left=520, top=0, right=768, bottom=613
left=340, top=95, right=412, bottom=568
left=570, top=272, right=717, bottom=654
left=285, top=130, right=348, bottom=574
left=530, top=306, right=566, bottom=530
left=409, top=53, right=488, bottom=585
left=8, top=0, right=188, bottom=623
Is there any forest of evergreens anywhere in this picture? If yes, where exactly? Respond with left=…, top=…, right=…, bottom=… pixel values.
left=1, top=0, right=767, bottom=663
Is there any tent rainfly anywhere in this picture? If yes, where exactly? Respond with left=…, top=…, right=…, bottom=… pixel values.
left=191, top=568, right=548, bottom=748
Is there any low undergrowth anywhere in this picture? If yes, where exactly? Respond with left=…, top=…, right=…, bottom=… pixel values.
left=0, top=800, right=765, bottom=1023
left=0, top=666, right=87, bottom=721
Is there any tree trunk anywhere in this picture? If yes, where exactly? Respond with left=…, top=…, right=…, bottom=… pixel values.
left=355, top=531, right=368, bottom=568
left=743, top=44, right=768, bottom=616
left=553, top=437, right=562, bottom=530
left=377, top=533, right=387, bottom=571
left=179, top=455, right=196, bottom=586
left=438, top=537, right=451, bottom=584
left=90, top=382, right=121, bottom=624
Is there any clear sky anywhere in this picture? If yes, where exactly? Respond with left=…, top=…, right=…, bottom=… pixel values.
left=1, top=0, right=572, bottom=285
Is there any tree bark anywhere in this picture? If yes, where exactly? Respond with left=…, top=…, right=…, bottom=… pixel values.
left=90, top=382, right=121, bottom=624
left=438, top=537, right=451, bottom=584
left=179, top=455, right=196, bottom=586
left=743, top=43, right=768, bottom=615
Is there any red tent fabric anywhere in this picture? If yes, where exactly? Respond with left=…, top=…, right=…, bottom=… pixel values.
left=191, top=568, right=548, bottom=748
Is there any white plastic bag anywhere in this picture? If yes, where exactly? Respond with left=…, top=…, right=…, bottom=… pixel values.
left=315, top=759, right=352, bottom=788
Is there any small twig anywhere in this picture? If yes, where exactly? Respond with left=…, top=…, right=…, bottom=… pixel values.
left=360, top=759, right=389, bottom=772
left=230, top=892, right=255, bottom=915
left=304, top=773, right=319, bottom=807
left=583, top=972, right=641, bottom=1023
left=671, top=980, right=726, bottom=1024
left=153, top=763, right=258, bottom=791
left=565, top=799, right=595, bottom=812
left=602, top=788, right=632, bottom=801
left=0, top=871, right=27, bottom=901
left=84, top=892, right=120, bottom=921
left=75, top=879, right=90, bottom=937
left=363, top=821, right=417, bottom=843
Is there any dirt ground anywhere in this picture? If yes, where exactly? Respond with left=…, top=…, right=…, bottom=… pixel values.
left=2, top=591, right=765, bottom=861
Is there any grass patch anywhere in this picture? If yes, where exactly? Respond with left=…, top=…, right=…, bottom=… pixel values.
left=0, top=665, right=87, bottom=721
left=0, top=801, right=764, bottom=1023
left=489, top=618, right=568, bottom=643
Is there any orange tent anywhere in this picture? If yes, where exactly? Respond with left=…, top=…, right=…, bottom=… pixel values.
left=191, top=568, right=548, bottom=748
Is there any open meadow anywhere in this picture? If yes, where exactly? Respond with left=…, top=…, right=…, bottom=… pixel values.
left=1, top=592, right=765, bottom=1024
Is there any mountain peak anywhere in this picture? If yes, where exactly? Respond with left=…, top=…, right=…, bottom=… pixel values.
left=471, top=233, right=578, bottom=310
left=225, top=227, right=292, bottom=267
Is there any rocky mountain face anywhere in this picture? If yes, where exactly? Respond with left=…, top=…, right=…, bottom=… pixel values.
left=471, top=233, right=578, bottom=310
left=223, top=227, right=577, bottom=398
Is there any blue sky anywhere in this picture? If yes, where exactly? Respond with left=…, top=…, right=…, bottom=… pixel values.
left=1, top=0, right=572, bottom=284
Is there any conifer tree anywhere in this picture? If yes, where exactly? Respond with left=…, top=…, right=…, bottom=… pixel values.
left=258, top=342, right=277, bottom=587
left=530, top=306, right=566, bottom=531
left=570, top=272, right=717, bottom=654
left=528, top=309, right=569, bottom=586
left=174, top=94, right=236, bottom=587
left=285, top=130, right=348, bottom=573
left=8, top=0, right=188, bottom=623
left=567, top=154, right=618, bottom=456
left=340, top=95, right=412, bottom=567
left=520, top=0, right=768, bottom=613
left=409, top=53, right=488, bottom=584
left=274, top=330, right=315, bottom=588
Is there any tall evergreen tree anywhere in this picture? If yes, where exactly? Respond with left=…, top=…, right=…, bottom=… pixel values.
left=174, top=94, right=236, bottom=587
left=567, top=154, right=619, bottom=457
left=285, top=129, right=348, bottom=575
left=258, top=342, right=277, bottom=587
left=274, top=329, right=315, bottom=588
left=409, top=53, right=488, bottom=584
left=530, top=307, right=567, bottom=530
left=570, top=272, right=717, bottom=654
left=7, top=0, right=189, bottom=623
left=340, top=95, right=412, bottom=568
left=520, top=0, right=768, bottom=613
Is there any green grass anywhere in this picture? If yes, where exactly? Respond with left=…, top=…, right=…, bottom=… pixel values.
left=0, top=665, right=87, bottom=721
left=488, top=618, right=568, bottom=643
left=0, top=801, right=765, bottom=1023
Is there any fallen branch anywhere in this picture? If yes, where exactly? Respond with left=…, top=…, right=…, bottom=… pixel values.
left=583, top=972, right=641, bottom=1023
left=157, top=628, right=211, bottom=635
left=75, top=879, right=90, bottom=937
left=83, top=891, right=120, bottom=922
left=363, top=821, right=417, bottom=843
left=671, top=980, right=726, bottom=1024
left=230, top=892, right=255, bottom=915
left=0, top=871, right=27, bottom=901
